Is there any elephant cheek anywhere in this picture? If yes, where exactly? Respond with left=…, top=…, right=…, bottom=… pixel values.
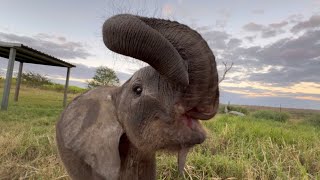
left=122, top=96, right=171, bottom=150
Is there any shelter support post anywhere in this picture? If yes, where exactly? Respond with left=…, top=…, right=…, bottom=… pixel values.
left=63, top=67, right=70, bottom=107
left=14, top=62, right=23, bottom=102
left=1, top=48, right=16, bottom=110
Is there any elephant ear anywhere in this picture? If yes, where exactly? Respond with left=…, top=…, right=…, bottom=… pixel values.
left=57, top=87, right=123, bottom=180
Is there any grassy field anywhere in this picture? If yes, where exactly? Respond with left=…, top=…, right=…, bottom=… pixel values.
left=0, top=82, right=319, bottom=179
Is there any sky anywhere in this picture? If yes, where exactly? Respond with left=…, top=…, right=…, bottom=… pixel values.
left=0, top=0, right=319, bottom=109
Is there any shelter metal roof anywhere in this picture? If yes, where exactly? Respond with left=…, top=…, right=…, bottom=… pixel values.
left=0, top=41, right=75, bottom=68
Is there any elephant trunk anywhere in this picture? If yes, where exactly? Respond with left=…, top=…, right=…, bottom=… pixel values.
left=103, top=14, right=189, bottom=86
left=139, top=17, right=219, bottom=119
left=103, top=14, right=219, bottom=120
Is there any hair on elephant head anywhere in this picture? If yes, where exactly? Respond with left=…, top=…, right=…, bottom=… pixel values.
left=56, top=14, right=219, bottom=180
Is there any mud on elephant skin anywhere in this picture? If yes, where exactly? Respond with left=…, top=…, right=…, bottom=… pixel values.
left=56, top=14, right=219, bottom=180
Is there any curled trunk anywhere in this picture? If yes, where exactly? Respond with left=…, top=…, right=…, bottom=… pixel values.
left=103, top=14, right=219, bottom=120
left=103, top=14, right=188, bottom=86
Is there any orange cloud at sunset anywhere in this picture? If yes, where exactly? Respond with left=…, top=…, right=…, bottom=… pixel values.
left=221, top=81, right=320, bottom=101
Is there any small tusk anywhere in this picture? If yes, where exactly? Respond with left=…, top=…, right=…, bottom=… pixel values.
left=178, top=148, right=190, bottom=174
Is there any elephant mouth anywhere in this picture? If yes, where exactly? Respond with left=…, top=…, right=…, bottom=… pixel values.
left=176, top=113, right=206, bottom=145
left=175, top=114, right=206, bottom=175
left=173, top=103, right=205, bottom=136
left=180, top=114, right=200, bottom=130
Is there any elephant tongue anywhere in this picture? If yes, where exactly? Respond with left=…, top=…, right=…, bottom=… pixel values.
left=178, top=148, right=190, bottom=174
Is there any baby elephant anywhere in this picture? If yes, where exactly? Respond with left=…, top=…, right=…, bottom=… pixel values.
left=56, top=14, right=219, bottom=180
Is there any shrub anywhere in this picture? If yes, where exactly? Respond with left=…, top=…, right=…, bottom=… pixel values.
left=218, top=104, right=249, bottom=115
left=251, top=110, right=290, bottom=122
left=42, top=84, right=86, bottom=94
left=306, top=114, right=320, bottom=127
left=228, top=105, right=249, bottom=115
left=218, top=105, right=226, bottom=114
left=21, top=72, right=52, bottom=87
left=18, top=71, right=86, bottom=94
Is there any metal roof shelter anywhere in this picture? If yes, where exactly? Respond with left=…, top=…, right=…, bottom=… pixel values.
left=0, top=41, right=75, bottom=110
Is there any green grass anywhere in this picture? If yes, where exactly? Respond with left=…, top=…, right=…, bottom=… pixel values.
left=158, top=116, right=320, bottom=179
left=0, top=83, right=78, bottom=179
left=306, top=114, right=320, bottom=127
left=0, top=83, right=319, bottom=179
left=251, top=110, right=290, bottom=122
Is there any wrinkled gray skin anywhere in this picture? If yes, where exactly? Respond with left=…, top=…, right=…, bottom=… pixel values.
left=56, top=14, right=219, bottom=180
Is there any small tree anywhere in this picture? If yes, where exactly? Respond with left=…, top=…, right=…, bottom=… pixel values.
left=87, top=66, right=119, bottom=88
left=219, top=61, right=234, bottom=83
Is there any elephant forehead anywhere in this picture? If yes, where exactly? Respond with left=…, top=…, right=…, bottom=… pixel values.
left=132, top=66, right=158, bottom=81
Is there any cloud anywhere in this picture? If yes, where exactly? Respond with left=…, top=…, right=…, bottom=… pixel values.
left=216, top=14, right=320, bottom=102
left=221, top=81, right=320, bottom=98
left=259, top=30, right=320, bottom=66
left=218, top=9, right=231, bottom=19
left=244, top=35, right=256, bottom=42
left=287, top=14, right=304, bottom=24
left=291, top=15, right=320, bottom=33
left=227, top=38, right=242, bottom=49
left=0, top=32, right=92, bottom=59
left=213, top=8, right=231, bottom=29
left=200, top=30, right=230, bottom=49
left=220, top=81, right=320, bottom=109
left=243, top=23, right=265, bottom=32
left=242, top=21, right=288, bottom=38
left=215, top=19, right=228, bottom=28
left=177, top=0, right=183, bottom=4
left=252, top=9, right=265, bottom=15
left=225, top=30, right=320, bottom=86
left=261, top=29, right=278, bottom=38
left=195, top=25, right=212, bottom=32
left=221, top=90, right=320, bottom=110
left=162, top=3, right=174, bottom=17
left=269, top=21, right=289, bottom=29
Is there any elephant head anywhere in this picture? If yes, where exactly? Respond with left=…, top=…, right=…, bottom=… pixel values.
left=103, top=14, right=219, bottom=120
left=56, top=14, right=219, bottom=180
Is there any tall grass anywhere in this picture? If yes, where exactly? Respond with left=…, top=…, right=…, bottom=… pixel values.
left=251, top=110, right=290, bottom=122
left=306, top=114, right=320, bottom=127
left=0, top=85, right=76, bottom=179
left=157, top=115, right=320, bottom=179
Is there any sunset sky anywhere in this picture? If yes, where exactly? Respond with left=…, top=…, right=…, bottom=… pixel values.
left=0, top=0, right=319, bottom=109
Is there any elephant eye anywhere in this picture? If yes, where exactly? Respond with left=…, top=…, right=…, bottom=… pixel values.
left=133, top=85, right=143, bottom=96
